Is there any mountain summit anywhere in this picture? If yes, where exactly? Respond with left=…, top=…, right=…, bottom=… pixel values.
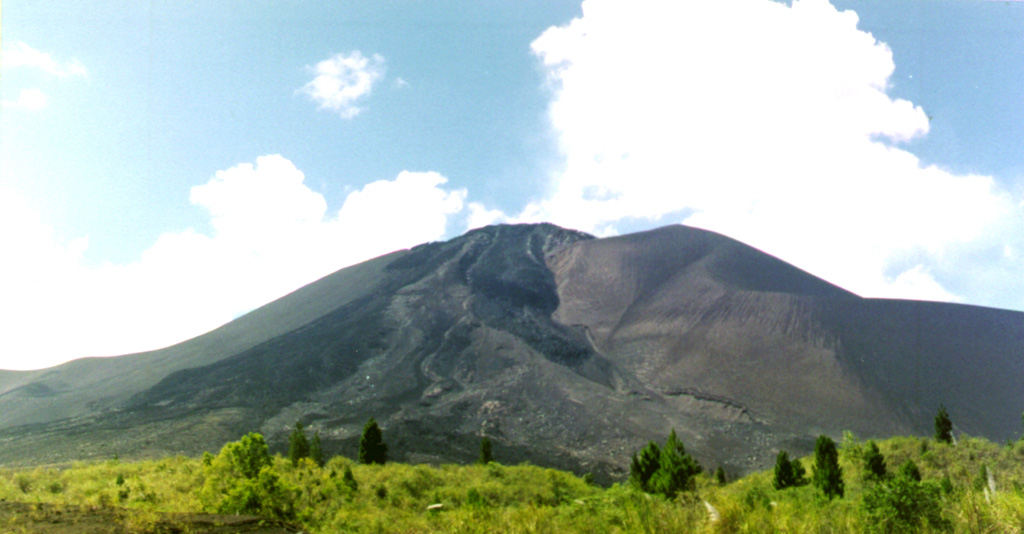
left=1, top=223, right=1022, bottom=480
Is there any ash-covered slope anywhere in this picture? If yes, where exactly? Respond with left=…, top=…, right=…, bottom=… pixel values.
left=1, top=223, right=1022, bottom=481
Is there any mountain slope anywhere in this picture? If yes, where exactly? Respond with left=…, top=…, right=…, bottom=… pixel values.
left=0, top=223, right=1022, bottom=481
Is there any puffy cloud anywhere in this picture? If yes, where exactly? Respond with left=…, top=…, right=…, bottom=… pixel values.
left=524, top=0, right=1022, bottom=305
left=1, top=88, right=49, bottom=110
left=0, top=157, right=471, bottom=370
left=299, top=51, right=385, bottom=119
left=2, top=41, right=88, bottom=77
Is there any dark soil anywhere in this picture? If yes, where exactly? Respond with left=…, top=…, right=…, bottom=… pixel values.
left=0, top=501, right=303, bottom=534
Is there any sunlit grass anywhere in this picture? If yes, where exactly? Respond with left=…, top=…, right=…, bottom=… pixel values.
left=4, top=433, right=1024, bottom=533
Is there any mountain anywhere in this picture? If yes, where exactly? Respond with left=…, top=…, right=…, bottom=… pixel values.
left=1, top=223, right=1022, bottom=481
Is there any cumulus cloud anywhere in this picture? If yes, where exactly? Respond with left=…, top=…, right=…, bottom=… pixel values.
left=300, top=51, right=385, bottom=118
left=2, top=41, right=88, bottom=77
left=0, top=157, right=471, bottom=370
left=1, top=88, right=49, bottom=110
left=523, top=0, right=1023, bottom=305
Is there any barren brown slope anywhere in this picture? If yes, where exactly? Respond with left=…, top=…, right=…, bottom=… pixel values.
left=549, top=224, right=1024, bottom=446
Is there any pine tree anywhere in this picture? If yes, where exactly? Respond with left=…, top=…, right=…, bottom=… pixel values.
left=629, top=430, right=701, bottom=498
left=714, top=466, right=727, bottom=485
left=935, top=404, right=953, bottom=444
left=812, top=435, right=844, bottom=499
left=288, top=422, right=310, bottom=467
left=629, top=441, right=661, bottom=492
left=774, top=450, right=797, bottom=490
left=479, top=436, right=493, bottom=465
left=358, top=418, right=388, bottom=465
left=863, top=440, right=887, bottom=482
left=649, top=429, right=702, bottom=498
left=310, top=431, right=325, bottom=468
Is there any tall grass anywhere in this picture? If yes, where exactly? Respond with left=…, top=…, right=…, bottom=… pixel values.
left=4, top=434, right=1024, bottom=533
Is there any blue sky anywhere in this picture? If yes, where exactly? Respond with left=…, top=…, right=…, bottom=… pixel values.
left=2, top=0, right=1024, bottom=370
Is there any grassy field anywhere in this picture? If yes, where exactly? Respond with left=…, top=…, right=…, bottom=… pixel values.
left=3, top=432, right=1024, bottom=533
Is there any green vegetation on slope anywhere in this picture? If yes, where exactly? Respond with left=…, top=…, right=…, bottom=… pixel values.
left=6, top=432, right=1024, bottom=533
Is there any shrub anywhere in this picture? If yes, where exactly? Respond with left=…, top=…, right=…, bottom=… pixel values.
left=863, top=462, right=947, bottom=533
left=200, top=432, right=297, bottom=520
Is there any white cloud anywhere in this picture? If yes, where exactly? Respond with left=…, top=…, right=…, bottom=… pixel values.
left=524, top=0, right=1023, bottom=305
left=2, top=41, right=87, bottom=77
left=300, top=51, right=385, bottom=119
left=1, top=88, right=49, bottom=110
left=0, top=157, right=472, bottom=370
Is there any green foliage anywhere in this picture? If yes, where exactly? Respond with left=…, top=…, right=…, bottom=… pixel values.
left=629, top=441, right=660, bottom=491
left=629, top=429, right=701, bottom=498
left=288, top=422, right=311, bottom=467
left=310, top=431, right=325, bottom=468
left=813, top=434, right=844, bottom=500
left=862, top=460, right=947, bottom=533
left=934, top=404, right=953, bottom=444
left=224, top=432, right=272, bottom=479
left=12, top=432, right=1024, bottom=534
left=359, top=418, right=388, bottom=465
left=342, top=464, right=359, bottom=492
left=649, top=430, right=702, bottom=498
left=773, top=450, right=807, bottom=489
left=897, top=459, right=921, bottom=482
left=479, top=436, right=493, bottom=465
left=715, top=465, right=727, bottom=485
left=863, top=440, right=888, bottom=482
left=200, top=432, right=298, bottom=520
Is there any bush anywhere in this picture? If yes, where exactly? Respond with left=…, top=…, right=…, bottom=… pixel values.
left=200, top=432, right=298, bottom=520
left=863, top=463, right=947, bottom=533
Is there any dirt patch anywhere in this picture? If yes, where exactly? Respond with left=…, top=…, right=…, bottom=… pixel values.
left=0, top=501, right=303, bottom=534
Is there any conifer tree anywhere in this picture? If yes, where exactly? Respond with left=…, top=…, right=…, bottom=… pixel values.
left=358, top=418, right=388, bottom=465
left=479, top=436, right=493, bottom=465
left=935, top=404, right=953, bottom=444
left=629, top=429, right=701, bottom=498
left=650, top=429, right=702, bottom=498
left=310, top=431, right=325, bottom=468
left=812, top=435, right=844, bottom=499
left=774, top=450, right=797, bottom=490
left=863, top=440, right=887, bottom=482
left=629, top=441, right=661, bottom=492
left=714, top=466, right=727, bottom=485
left=288, top=422, right=310, bottom=467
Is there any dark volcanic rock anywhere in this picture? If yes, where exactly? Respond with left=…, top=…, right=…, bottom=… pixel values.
left=1, top=223, right=1023, bottom=482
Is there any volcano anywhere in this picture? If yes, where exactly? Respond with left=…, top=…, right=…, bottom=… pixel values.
left=1, top=223, right=1022, bottom=481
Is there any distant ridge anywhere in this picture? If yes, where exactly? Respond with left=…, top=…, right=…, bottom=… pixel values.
left=0, top=223, right=1022, bottom=482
